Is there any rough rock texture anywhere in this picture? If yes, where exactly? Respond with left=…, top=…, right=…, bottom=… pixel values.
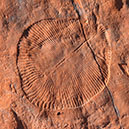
left=0, top=0, right=129, bottom=129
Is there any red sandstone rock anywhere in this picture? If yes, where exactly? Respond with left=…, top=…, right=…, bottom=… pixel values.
left=0, top=0, right=129, bottom=128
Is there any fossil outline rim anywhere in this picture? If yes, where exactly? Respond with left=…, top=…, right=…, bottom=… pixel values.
left=16, top=19, right=111, bottom=111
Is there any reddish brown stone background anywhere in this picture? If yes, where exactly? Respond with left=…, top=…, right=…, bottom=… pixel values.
left=0, top=0, right=129, bottom=128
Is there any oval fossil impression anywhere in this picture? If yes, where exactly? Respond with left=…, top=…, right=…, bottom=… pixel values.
left=16, top=19, right=111, bottom=111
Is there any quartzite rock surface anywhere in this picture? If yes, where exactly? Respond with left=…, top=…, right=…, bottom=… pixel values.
left=0, top=0, right=129, bottom=129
